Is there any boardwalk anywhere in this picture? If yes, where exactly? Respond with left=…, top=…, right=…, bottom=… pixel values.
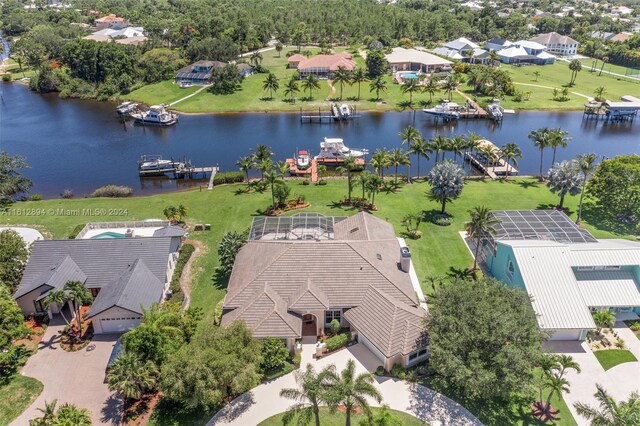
left=465, top=139, right=518, bottom=179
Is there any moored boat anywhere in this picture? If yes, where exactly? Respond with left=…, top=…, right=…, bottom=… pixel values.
left=423, top=100, right=460, bottom=120
left=131, top=105, right=178, bottom=126
left=487, top=99, right=504, bottom=121
left=138, top=155, right=175, bottom=175
left=315, top=137, right=368, bottom=162
left=296, top=150, right=310, bottom=170
left=116, top=101, right=138, bottom=116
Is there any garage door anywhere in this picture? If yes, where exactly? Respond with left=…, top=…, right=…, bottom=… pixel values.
left=358, top=334, right=386, bottom=366
left=100, top=317, right=141, bottom=334
left=549, top=329, right=581, bottom=341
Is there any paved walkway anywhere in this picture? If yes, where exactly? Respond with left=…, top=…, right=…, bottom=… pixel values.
left=513, top=82, right=593, bottom=101
left=168, top=84, right=210, bottom=107
left=557, top=57, right=640, bottom=82
left=208, top=343, right=482, bottom=426
left=11, top=317, right=122, bottom=425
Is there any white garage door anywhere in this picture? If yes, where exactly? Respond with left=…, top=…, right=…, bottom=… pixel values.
left=100, top=317, right=141, bottom=334
left=357, top=334, right=386, bottom=366
left=549, top=329, right=581, bottom=341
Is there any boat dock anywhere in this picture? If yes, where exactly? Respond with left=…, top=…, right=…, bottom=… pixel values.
left=287, top=158, right=319, bottom=182
left=299, top=105, right=360, bottom=123
left=139, top=161, right=219, bottom=189
left=583, top=96, right=640, bottom=122
left=464, top=139, right=518, bottom=179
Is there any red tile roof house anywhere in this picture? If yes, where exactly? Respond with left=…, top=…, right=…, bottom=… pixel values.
left=221, top=212, right=428, bottom=371
left=95, top=14, right=130, bottom=30
left=288, top=52, right=357, bottom=79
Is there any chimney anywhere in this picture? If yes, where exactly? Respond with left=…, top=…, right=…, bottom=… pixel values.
left=400, top=246, right=411, bottom=272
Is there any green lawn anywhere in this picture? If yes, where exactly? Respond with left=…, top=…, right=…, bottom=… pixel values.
left=0, top=375, right=44, bottom=426
left=259, top=406, right=427, bottom=425
left=593, top=349, right=638, bottom=371
left=125, top=80, right=199, bottom=106
left=576, top=58, right=640, bottom=79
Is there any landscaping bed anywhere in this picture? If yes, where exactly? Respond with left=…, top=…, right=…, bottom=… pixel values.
left=623, top=319, right=640, bottom=340
left=593, top=349, right=638, bottom=371
left=259, top=406, right=428, bottom=425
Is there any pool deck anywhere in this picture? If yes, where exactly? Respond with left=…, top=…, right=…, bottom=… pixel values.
left=80, top=227, right=162, bottom=239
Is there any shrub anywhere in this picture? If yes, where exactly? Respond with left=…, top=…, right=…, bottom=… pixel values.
left=615, top=339, right=626, bottom=349
left=216, top=231, right=247, bottom=276
left=2, top=74, right=12, bottom=82
left=213, top=171, right=245, bottom=185
left=317, top=179, right=327, bottom=186
left=170, top=244, right=195, bottom=293
left=390, top=364, right=407, bottom=379
left=325, top=332, right=351, bottom=352
left=92, top=185, right=133, bottom=198
left=329, top=319, right=340, bottom=336
left=630, top=322, right=640, bottom=332
left=213, top=300, right=224, bottom=326
left=253, top=64, right=268, bottom=74
left=61, top=189, right=74, bottom=199
left=433, top=216, right=452, bottom=226
left=67, top=223, right=86, bottom=239
left=261, top=337, right=290, bottom=371
left=301, top=180, right=310, bottom=186
left=28, top=193, right=42, bottom=201
left=293, top=352, right=302, bottom=368
left=375, top=366, right=385, bottom=376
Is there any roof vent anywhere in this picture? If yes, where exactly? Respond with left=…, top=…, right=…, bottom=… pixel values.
left=350, top=227, right=359, bottom=233
left=376, top=253, right=382, bottom=261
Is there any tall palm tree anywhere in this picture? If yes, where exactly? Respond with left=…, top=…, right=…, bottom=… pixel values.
left=500, top=143, right=523, bottom=178
left=280, top=364, right=337, bottom=426
left=389, top=148, right=410, bottom=185
left=543, top=375, right=571, bottom=413
left=107, top=352, right=158, bottom=403
left=369, top=76, right=387, bottom=100
left=555, top=354, right=581, bottom=378
left=250, top=51, right=263, bottom=66
left=529, top=128, right=551, bottom=182
left=366, top=175, right=383, bottom=205
left=275, top=42, right=284, bottom=57
left=569, top=59, right=582, bottom=86
left=370, top=149, right=390, bottom=178
left=42, top=290, right=70, bottom=325
left=443, top=75, right=461, bottom=101
left=422, top=77, right=440, bottom=103
left=431, top=134, right=449, bottom=163
left=262, top=73, right=279, bottom=99
left=449, top=135, right=467, bottom=162
left=599, top=56, right=608, bottom=76
left=332, top=66, right=351, bottom=100
left=301, top=74, right=321, bottom=100
left=574, top=384, right=640, bottom=425
left=277, top=160, right=290, bottom=177
left=236, top=156, right=253, bottom=183
left=408, top=138, right=431, bottom=179
left=547, top=160, right=582, bottom=208
left=264, top=170, right=281, bottom=209
left=576, top=153, right=598, bottom=224
left=479, top=145, right=497, bottom=177
left=351, top=68, right=367, bottom=100
left=398, top=125, right=421, bottom=150
left=253, top=144, right=273, bottom=163
left=337, top=157, right=357, bottom=203
left=401, top=78, right=420, bottom=105
left=357, top=170, right=372, bottom=199
left=466, top=206, right=500, bottom=270
left=284, top=77, right=300, bottom=103
left=326, top=359, right=382, bottom=426
left=548, top=128, right=571, bottom=165
left=63, top=280, right=92, bottom=338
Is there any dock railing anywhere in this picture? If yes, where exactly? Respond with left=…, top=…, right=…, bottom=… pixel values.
left=75, top=220, right=169, bottom=239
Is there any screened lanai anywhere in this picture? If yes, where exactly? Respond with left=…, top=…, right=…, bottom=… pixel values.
left=249, top=213, right=347, bottom=241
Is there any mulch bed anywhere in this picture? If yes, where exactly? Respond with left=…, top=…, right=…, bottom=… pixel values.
left=266, top=202, right=310, bottom=216
left=123, top=392, right=161, bottom=426
left=531, top=402, right=559, bottom=422
left=337, top=405, right=364, bottom=414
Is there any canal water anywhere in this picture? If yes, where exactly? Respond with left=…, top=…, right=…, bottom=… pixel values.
left=1, top=83, right=639, bottom=198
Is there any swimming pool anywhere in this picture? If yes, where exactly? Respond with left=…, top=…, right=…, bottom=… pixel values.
left=402, top=73, right=420, bottom=79
left=91, top=232, right=126, bottom=239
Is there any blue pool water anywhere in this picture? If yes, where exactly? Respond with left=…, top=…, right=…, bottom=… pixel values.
left=403, top=73, right=419, bottom=79
left=91, top=232, right=126, bottom=239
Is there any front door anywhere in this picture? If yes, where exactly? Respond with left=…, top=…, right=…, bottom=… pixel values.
left=302, top=314, right=317, bottom=336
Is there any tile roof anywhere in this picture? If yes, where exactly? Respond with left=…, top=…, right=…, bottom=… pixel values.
left=289, top=279, right=330, bottom=310
left=287, top=54, right=307, bottom=62
left=385, top=47, right=453, bottom=66
left=530, top=32, right=578, bottom=46
left=296, top=53, right=357, bottom=71
left=344, top=287, right=427, bottom=357
left=333, top=212, right=396, bottom=241
left=17, top=256, right=87, bottom=299
left=86, top=259, right=164, bottom=318
left=96, top=14, right=126, bottom=23
left=443, top=37, right=480, bottom=51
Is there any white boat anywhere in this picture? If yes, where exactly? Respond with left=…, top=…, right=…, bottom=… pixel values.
left=116, top=101, right=138, bottom=116
left=132, top=105, right=178, bottom=126
left=423, top=100, right=460, bottom=120
left=316, top=138, right=368, bottom=160
left=296, top=150, right=310, bottom=170
left=487, top=99, right=504, bottom=121
left=339, top=104, right=351, bottom=118
left=138, top=155, right=175, bottom=174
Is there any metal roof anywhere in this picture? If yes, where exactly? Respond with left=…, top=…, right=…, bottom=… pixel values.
left=248, top=213, right=346, bottom=241
left=492, top=210, right=597, bottom=244
left=575, top=270, right=640, bottom=307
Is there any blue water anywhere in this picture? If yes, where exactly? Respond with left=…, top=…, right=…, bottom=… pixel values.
left=403, top=73, right=420, bottom=79
left=91, top=232, right=126, bottom=239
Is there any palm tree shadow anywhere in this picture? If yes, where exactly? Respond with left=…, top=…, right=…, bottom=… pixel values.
left=38, top=332, right=61, bottom=350
left=100, top=394, right=123, bottom=425
left=211, top=270, right=229, bottom=291
left=517, top=180, right=540, bottom=189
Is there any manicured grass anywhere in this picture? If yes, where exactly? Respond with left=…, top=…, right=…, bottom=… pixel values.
left=259, top=406, right=428, bottom=425
left=593, top=349, right=638, bottom=371
left=0, top=375, right=44, bottom=426
left=576, top=58, right=640, bottom=79
left=126, top=80, right=199, bottom=106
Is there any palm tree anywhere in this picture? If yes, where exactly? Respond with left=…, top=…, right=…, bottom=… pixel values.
left=107, top=352, right=158, bottom=403
left=431, top=134, right=449, bottom=163
left=547, top=160, right=582, bottom=208
left=253, top=144, right=273, bottom=163
left=370, top=149, right=390, bottom=178
left=369, top=76, right=387, bottom=100
left=337, top=157, right=357, bottom=203
left=548, top=128, right=571, bottom=165
left=351, top=68, right=367, bottom=100
left=576, top=153, right=598, bottom=224
left=63, top=280, right=92, bottom=338
left=257, top=158, right=273, bottom=181
left=275, top=42, right=284, bottom=57
left=401, top=78, right=420, bottom=105
left=366, top=175, right=383, bottom=205
left=176, top=204, right=188, bottom=222
left=427, top=160, right=466, bottom=214
left=262, top=73, right=279, bottom=99
left=466, top=206, right=500, bottom=270
left=264, top=170, right=281, bottom=210
left=332, top=66, right=351, bottom=100
left=574, top=384, right=640, bottom=425
left=52, top=403, right=92, bottom=426
left=529, top=128, right=551, bottom=182
left=478, top=145, right=497, bottom=177
left=488, top=50, right=500, bottom=66
left=280, top=364, right=336, bottom=426
left=284, top=77, right=300, bottom=103
left=593, top=310, right=616, bottom=335
left=389, top=148, right=410, bottom=185
left=398, top=125, right=421, bottom=150
left=569, top=59, right=582, bottom=86
left=594, top=86, right=606, bottom=101
left=30, top=399, right=57, bottom=426
left=408, top=138, right=431, bottom=180
left=42, top=290, right=70, bottom=325
left=533, top=70, right=541, bottom=82
left=277, top=160, right=290, bottom=177
left=599, top=56, right=608, bottom=76
left=301, top=74, right=321, bottom=100
left=250, top=51, right=263, bottom=67
left=443, top=75, right=461, bottom=101
left=422, top=77, right=440, bottom=103
left=449, top=135, right=467, bottom=162
left=326, top=359, right=382, bottom=426
left=236, top=156, right=253, bottom=183
left=357, top=170, right=372, bottom=199
left=543, top=375, right=571, bottom=413
left=555, top=354, right=581, bottom=378
left=500, top=143, right=523, bottom=178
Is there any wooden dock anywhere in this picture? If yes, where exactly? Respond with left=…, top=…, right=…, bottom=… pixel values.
left=299, top=106, right=360, bottom=123
left=207, top=166, right=219, bottom=190
left=286, top=158, right=320, bottom=183
left=138, top=162, right=219, bottom=183
left=464, top=139, right=518, bottom=179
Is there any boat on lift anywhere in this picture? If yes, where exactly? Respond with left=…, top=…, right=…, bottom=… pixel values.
left=315, top=137, right=368, bottom=162
left=116, top=101, right=138, bottom=116
left=137, top=155, right=176, bottom=175
left=422, top=100, right=460, bottom=120
left=487, top=99, right=504, bottom=121
left=296, top=150, right=310, bottom=170
left=131, top=104, right=178, bottom=126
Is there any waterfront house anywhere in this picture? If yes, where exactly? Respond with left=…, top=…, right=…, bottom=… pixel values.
left=385, top=47, right=453, bottom=73
left=496, top=40, right=555, bottom=64
left=289, top=52, right=357, bottom=79
left=221, top=212, right=428, bottom=370
left=530, top=32, right=579, bottom=56
left=485, top=38, right=512, bottom=52
left=434, top=37, right=491, bottom=64
left=175, top=60, right=227, bottom=85
left=236, top=63, right=254, bottom=77
left=95, top=14, right=129, bottom=30
left=482, top=210, right=640, bottom=341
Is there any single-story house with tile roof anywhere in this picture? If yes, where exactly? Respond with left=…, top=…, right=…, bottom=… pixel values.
left=175, top=60, right=227, bottom=85
left=483, top=210, right=640, bottom=340
left=530, top=32, right=579, bottom=56
left=13, top=237, right=177, bottom=334
left=221, top=212, right=428, bottom=370
left=289, top=52, right=357, bottom=79
left=385, top=47, right=452, bottom=73
left=95, top=13, right=129, bottom=30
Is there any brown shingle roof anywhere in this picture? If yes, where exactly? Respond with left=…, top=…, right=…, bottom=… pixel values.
left=96, top=14, right=126, bottom=23
left=530, top=32, right=578, bottom=46
left=296, top=54, right=357, bottom=71
left=344, top=287, right=427, bottom=357
left=289, top=279, right=330, bottom=310
left=334, top=213, right=396, bottom=241
left=288, top=54, right=307, bottom=62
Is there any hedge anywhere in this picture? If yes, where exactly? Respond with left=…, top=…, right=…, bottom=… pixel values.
left=92, top=185, right=133, bottom=198
left=325, top=332, right=352, bottom=352
left=213, top=171, right=244, bottom=185
left=68, top=223, right=86, bottom=239
left=170, top=243, right=195, bottom=294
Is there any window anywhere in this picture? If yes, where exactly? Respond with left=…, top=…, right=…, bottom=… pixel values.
left=506, top=258, right=515, bottom=280
left=408, top=348, right=428, bottom=363
left=604, top=265, right=620, bottom=270
left=577, top=266, right=595, bottom=271
left=325, top=310, right=341, bottom=325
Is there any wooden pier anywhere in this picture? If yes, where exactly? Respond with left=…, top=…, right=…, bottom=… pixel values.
left=464, top=139, right=518, bottom=179
left=299, top=106, right=360, bottom=123
left=583, top=100, right=639, bottom=123
left=287, top=158, right=319, bottom=182
left=138, top=161, right=219, bottom=189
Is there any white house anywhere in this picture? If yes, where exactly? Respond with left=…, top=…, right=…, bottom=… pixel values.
left=530, top=32, right=579, bottom=56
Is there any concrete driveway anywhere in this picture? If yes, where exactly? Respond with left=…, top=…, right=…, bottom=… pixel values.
left=10, top=317, right=122, bottom=425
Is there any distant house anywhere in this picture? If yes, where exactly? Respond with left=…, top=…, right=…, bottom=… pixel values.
left=175, top=60, right=227, bottom=85
left=496, top=40, right=555, bottom=65
left=530, top=32, right=579, bottom=56
left=385, top=47, right=452, bottom=73
left=83, top=26, right=147, bottom=46
left=288, top=52, right=357, bottom=79
left=485, top=38, right=512, bottom=52
left=95, top=13, right=129, bottom=30
left=609, top=32, right=633, bottom=43
left=434, top=37, right=491, bottom=64
left=589, top=31, right=615, bottom=40
left=236, top=63, right=254, bottom=77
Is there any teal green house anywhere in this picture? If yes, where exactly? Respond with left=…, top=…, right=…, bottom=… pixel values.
left=483, top=211, right=640, bottom=341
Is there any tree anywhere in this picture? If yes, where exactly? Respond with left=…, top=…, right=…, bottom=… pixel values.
left=478, top=145, right=497, bottom=177
left=576, top=153, right=598, bottom=224
left=426, top=277, right=545, bottom=401
left=430, top=134, right=449, bottom=164
left=586, top=155, right=640, bottom=224
left=284, top=77, right=300, bottom=103
left=548, top=128, right=571, bottom=165
left=366, top=175, right=383, bottom=206
left=63, top=280, right=91, bottom=338
left=326, top=359, right=382, bottom=426
left=292, top=23, right=309, bottom=52
left=275, top=42, right=284, bottom=57
left=253, top=144, right=273, bottom=179
left=337, top=157, right=357, bottom=203
left=261, top=337, right=290, bottom=371
left=569, top=59, right=582, bottom=86
left=547, top=160, right=582, bottom=209
left=51, top=403, right=92, bottom=426
left=543, top=375, right=570, bottom=414
left=466, top=206, right=500, bottom=270
left=332, top=66, right=351, bottom=100
left=388, top=148, right=410, bottom=185
left=30, top=399, right=57, bottom=426
left=301, top=74, right=321, bottom=100
left=443, top=75, right=461, bottom=101
left=592, top=310, right=616, bottom=335
left=594, top=86, right=607, bottom=102
left=402, top=213, right=423, bottom=240
left=426, top=160, right=465, bottom=214
left=0, top=284, right=28, bottom=380
left=599, top=56, right=608, bottom=77
left=208, top=64, right=244, bottom=95
left=370, top=149, right=390, bottom=178
left=448, top=135, right=467, bottom=163
left=359, top=404, right=401, bottom=426
left=0, top=152, right=33, bottom=204
left=137, top=48, right=185, bottom=84
left=280, top=364, right=337, bottom=426
left=107, top=351, right=158, bottom=403
left=123, top=304, right=185, bottom=364
left=533, top=70, right=541, bottom=82
left=351, top=68, right=367, bottom=100
left=574, top=384, right=640, bottom=425
left=369, top=76, right=387, bottom=100
left=162, top=204, right=188, bottom=224
left=401, top=78, right=420, bottom=105
left=408, top=138, right=431, bottom=180
left=262, top=73, right=279, bottom=99
left=0, top=229, right=29, bottom=293
left=236, top=156, right=253, bottom=183
left=160, top=321, right=262, bottom=410
left=365, top=50, right=387, bottom=79
left=357, top=170, right=372, bottom=199
left=42, top=290, right=70, bottom=325
left=422, top=77, right=440, bottom=103
left=216, top=231, right=246, bottom=276
left=265, top=170, right=282, bottom=210
left=529, top=128, right=551, bottom=181
left=250, top=50, right=263, bottom=67
left=500, top=143, right=523, bottom=178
